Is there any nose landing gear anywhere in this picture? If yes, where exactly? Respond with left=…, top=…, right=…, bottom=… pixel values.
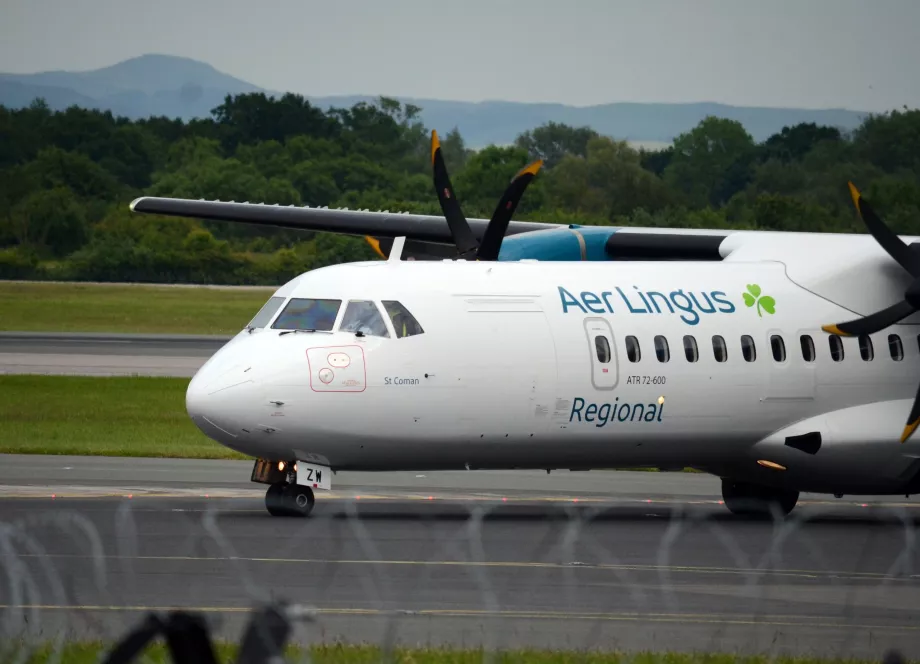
left=251, top=458, right=328, bottom=517
left=265, top=482, right=315, bottom=517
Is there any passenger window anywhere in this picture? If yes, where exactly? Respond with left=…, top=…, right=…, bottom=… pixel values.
left=800, top=335, right=816, bottom=362
left=382, top=300, right=424, bottom=338
left=340, top=300, right=390, bottom=337
left=683, top=335, right=699, bottom=362
left=741, top=335, right=756, bottom=362
left=712, top=335, right=727, bottom=363
left=248, top=296, right=285, bottom=329
left=625, top=336, right=641, bottom=363
left=770, top=335, right=786, bottom=362
left=859, top=335, right=874, bottom=361
left=829, top=334, right=844, bottom=362
left=889, top=334, right=904, bottom=361
left=272, top=298, right=341, bottom=331
left=654, top=335, right=670, bottom=363
left=595, top=336, right=611, bottom=363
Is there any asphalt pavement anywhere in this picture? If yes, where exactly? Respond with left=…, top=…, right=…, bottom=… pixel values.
left=1, top=455, right=919, bottom=658
left=0, top=332, right=227, bottom=376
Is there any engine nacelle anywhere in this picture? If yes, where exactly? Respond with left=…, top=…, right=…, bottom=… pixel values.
left=497, top=226, right=617, bottom=262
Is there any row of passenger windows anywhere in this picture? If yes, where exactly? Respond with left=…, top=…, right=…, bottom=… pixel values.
left=248, top=296, right=425, bottom=338
left=595, top=332, right=914, bottom=365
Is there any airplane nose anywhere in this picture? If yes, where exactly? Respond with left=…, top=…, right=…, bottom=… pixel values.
left=186, top=362, right=257, bottom=442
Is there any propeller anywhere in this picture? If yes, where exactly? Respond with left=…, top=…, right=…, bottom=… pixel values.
left=821, top=181, right=920, bottom=443
left=430, top=129, right=542, bottom=260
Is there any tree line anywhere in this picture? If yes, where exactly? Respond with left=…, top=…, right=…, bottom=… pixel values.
left=1, top=93, right=919, bottom=284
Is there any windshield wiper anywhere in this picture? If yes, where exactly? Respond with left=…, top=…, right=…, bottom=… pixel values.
left=278, top=329, right=316, bottom=336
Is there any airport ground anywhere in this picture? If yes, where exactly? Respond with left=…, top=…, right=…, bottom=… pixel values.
left=1, top=284, right=919, bottom=660
left=3, top=455, right=920, bottom=659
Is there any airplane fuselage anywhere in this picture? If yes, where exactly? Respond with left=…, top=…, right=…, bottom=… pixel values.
left=186, top=258, right=920, bottom=496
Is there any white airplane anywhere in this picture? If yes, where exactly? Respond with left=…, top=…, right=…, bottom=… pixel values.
left=130, top=131, right=920, bottom=518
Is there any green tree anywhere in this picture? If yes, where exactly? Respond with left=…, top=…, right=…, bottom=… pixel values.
left=21, top=146, right=123, bottom=203
left=544, top=137, right=675, bottom=220
left=664, top=116, right=756, bottom=207
left=761, top=123, right=842, bottom=163
left=212, top=92, right=339, bottom=152
left=9, top=186, right=88, bottom=256
left=639, top=146, right=673, bottom=176
left=853, top=108, right=920, bottom=174
left=440, top=127, right=472, bottom=173
left=515, top=122, right=599, bottom=169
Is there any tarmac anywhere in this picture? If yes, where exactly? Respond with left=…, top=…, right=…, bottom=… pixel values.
left=1, top=454, right=919, bottom=658
left=0, top=331, right=226, bottom=376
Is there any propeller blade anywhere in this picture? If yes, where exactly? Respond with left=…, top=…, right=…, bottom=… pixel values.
left=365, top=236, right=388, bottom=259
left=902, top=382, right=920, bottom=443
left=849, top=182, right=920, bottom=279
left=822, top=299, right=917, bottom=337
left=431, top=130, right=479, bottom=258
left=477, top=160, right=544, bottom=261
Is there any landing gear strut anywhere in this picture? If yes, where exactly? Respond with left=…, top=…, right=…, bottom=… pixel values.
left=265, top=482, right=315, bottom=517
left=721, top=479, right=798, bottom=517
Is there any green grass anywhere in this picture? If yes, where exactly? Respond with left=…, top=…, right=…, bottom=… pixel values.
left=0, top=281, right=273, bottom=335
left=0, top=375, right=245, bottom=459
left=6, top=642, right=894, bottom=664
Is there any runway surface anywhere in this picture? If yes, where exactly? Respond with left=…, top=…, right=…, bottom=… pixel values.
left=2, top=455, right=920, bottom=658
left=0, top=332, right=228, bottom=377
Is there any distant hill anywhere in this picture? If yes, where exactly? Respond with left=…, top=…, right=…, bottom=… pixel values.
left=0, top=54, right=871, bottom=147
left=0, top=54, right=261, bottom=124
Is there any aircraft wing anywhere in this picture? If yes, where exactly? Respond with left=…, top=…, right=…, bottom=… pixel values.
left=129, top=196, right=734, bottom=262
left=129, top=197, right=559, bottom=245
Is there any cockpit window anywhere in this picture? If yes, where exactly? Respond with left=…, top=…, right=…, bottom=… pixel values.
left=247, top=296, right=285, bottom=329
left=272, top=298, right=341, bottom=331
left=382, top=300, right=424, bottom=338
left=340, top=300, right=390, bottom=337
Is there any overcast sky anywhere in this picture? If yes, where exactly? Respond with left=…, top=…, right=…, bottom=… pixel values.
left=3, top=0, right=918, bottom=112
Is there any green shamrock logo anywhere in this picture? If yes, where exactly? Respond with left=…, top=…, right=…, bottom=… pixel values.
left=742, top=284, right=775, bottom=317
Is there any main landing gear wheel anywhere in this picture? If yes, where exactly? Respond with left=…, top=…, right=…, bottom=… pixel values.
left=721, top=479, right=798, bottom=518
left=264, top=482, right=315, bottom=517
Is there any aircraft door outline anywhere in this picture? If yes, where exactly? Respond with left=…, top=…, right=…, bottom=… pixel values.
left=583, top=317, right=618, bottom=390
left=763, top=327, right=816, bottom=400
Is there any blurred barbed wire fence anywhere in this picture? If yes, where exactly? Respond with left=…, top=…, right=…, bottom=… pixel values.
left=0, top=491, right=917, bottom=663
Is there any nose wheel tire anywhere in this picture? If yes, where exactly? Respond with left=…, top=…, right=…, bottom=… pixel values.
left=265, top=482, right=315, bottom=517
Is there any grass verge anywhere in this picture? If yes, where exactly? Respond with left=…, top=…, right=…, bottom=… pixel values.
left=0, top=281, right=272, bottom=335
left=0, top=375, right=245, bottom=459
left=10, top=642, right=894, bottom=664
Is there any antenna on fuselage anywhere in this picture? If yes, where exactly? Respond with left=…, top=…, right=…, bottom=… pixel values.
left=388, top=236, right=407, bottom=263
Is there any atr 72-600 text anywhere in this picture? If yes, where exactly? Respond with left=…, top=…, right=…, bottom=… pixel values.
left=626, top=375, right=666, bottom=385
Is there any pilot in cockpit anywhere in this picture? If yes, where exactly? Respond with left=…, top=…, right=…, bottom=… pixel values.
left=383, top=301, right=423, bottom=338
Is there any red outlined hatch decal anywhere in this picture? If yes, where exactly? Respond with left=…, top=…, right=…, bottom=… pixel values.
left=306, top=345, right=367, bottom=392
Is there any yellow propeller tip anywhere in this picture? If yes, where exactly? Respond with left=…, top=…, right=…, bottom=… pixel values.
left=847, top=181, right=861, bottom=212
left=821, top=324, right=850, bottom=336
left=902, top=421, right=920, bottom=444
left=518, top=160, right=544, bottom=178
left=430, top=130, right=441, bottom=165
left=364, top=236, right=387, bottom=260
